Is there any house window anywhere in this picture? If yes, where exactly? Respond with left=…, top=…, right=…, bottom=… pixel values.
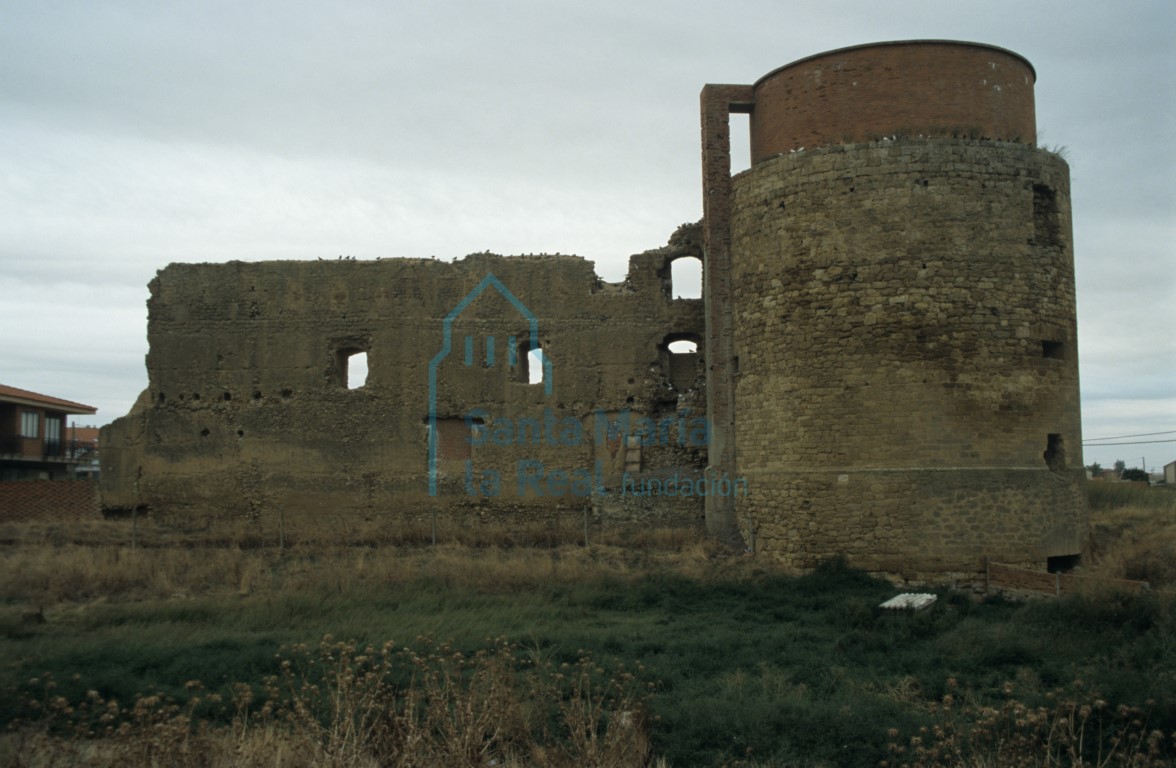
left=20, top=411, right=39, bottom=438
left=44, top=417, right=62, bottom=456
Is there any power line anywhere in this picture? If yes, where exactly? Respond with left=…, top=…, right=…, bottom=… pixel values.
left=1081, top=439, right=1176, bottom=446
left=1084, top=429, right=1176, bottom=442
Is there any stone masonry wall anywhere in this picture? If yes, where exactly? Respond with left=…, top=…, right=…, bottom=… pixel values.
left=101, top=41, right=1090, bottom=581
left=730, top=138, right=1087, bottom=578
left=101, top=228, right=708, bottom=531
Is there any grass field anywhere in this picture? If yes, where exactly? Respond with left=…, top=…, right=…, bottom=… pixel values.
left=1, top=487, right=1174, bottom=766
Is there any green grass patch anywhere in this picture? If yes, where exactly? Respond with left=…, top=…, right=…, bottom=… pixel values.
left=2, top=558, right=1174, bottom=766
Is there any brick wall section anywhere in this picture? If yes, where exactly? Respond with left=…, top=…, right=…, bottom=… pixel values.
left=750, top=41, right=1037, bottom=159
left=988, top=562, right=1149, bottom=597
left=0, top=480, right=100, bottom=522
left=730, top=138, right=1086, bottom=576
left=699, top=84, right=753, bottom=546
left=987, top=562, right=1060, bottom=594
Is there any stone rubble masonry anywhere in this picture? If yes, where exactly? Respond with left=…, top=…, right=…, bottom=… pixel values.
left=706, top=40, right=1086, bottom=580
left=100, top=238, right=709, bottom=530
left=727, top=138, right=1083, bottom=578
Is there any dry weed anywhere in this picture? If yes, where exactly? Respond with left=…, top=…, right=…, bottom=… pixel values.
left=1087, top=501, right=1176, bottom=590
left=3, top=636, right=653, bottom=768
left=0, top=516, right=744, bottom=611
left=884, top=679, right=1174, bottom=767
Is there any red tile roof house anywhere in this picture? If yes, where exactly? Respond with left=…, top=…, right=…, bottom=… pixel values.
left=0, top=384, right=100, bottom=522
left=0, top=384, right=98, bottom=480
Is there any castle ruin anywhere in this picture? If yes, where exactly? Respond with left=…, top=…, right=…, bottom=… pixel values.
left=101, top=40, right=1088, bottom=581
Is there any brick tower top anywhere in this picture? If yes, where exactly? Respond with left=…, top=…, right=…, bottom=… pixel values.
left=748, top=40, right=1037, bottom=161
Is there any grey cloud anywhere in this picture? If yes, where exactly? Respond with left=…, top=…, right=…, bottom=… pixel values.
left=1, top=0, right=1172, bottom=441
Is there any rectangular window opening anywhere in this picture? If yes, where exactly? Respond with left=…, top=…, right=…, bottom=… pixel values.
left=669, top=257, right=703, bottom=300
left=527, top=348, right=545, bottom=385
left=1042, top=340, right=1064, bottom=360
left=729, top=111, right=751, bottom=174
left=336, top=348, right=368, bottom=389
left=515, top=341, right=546, bottom=385
left=1044, top=433, right=1066, bottom=472
left=1032, top=183, right=1061, bottom=248
left=44, top=417, right=63, bottom=457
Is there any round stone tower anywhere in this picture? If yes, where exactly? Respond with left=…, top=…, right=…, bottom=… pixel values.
left=701, top=41, right=1087, bottom=580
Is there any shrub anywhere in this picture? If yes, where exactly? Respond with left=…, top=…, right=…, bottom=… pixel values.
left=3, top=637, right=653, bottom=768
left=884, top=679, right=1174, bottom=767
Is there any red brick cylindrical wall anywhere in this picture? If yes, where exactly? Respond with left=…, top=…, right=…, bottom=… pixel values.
left=749, top=40, right=1036, bottom=160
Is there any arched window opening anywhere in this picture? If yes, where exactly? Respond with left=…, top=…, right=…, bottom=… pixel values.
left=669, top=257, right=703, bottom=300
left=513, top=338, right=547, bottom=386
left=660, top=333, right=702, bottom=392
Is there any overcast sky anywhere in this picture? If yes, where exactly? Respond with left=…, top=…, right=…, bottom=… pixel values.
left=2, top=1, right=1173, bottom=470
